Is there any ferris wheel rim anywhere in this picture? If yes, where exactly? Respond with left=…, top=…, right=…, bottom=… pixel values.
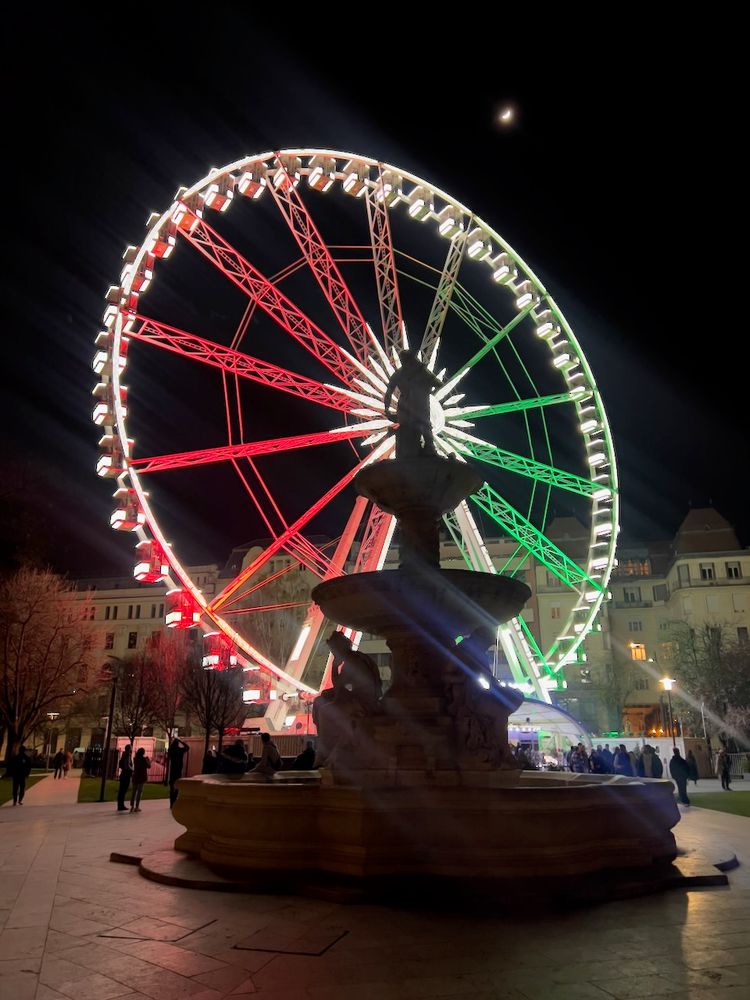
left=100, top=148, right=618, bottom=696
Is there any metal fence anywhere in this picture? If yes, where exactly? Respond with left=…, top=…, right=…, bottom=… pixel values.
left=712, top=751, right=750, bottom=779
left=82, top=745, right=167, bottom=783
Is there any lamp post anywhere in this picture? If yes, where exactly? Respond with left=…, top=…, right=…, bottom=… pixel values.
left=660, top=677, right=677, bottom=748
left=45, top=712, right=60, bottom=770
left=98, top=658, right=121, bottom=803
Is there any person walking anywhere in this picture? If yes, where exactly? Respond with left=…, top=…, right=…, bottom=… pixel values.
left=686, top=749, right=699, bottom=786
left=669, top=747, right=691, bottom=805
left=63, top=749, right=73, bottom=778
left=116, top=745, right=133, bottom=812
left=52, top=749, right=65, bottom=780
left=718, top=749, right=732, bottom=791
left=130, top=747, right=151, bottom=812
left=8, top=745, right=33, bottom=805
left=167, top=738, right=189, bottom=807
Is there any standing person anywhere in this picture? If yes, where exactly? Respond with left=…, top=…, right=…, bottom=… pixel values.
left=202, top=747, right=217, bottom=774
left=116, top=745, right=133, bottom=813
left=250, top=733, right=282, bottom=777
left=8, top=745, right=33, bottom=805
left=52, top=749, right=65, bottom=780
left=167, top=738, right=189, bottom=807
left=130, top=748, right=151, bottom=812
left=613, top=744, right=633, bottom=777
left=601, top=744, right=614, bottom=774
left=718, top=749, right=732, bottom=791
left=669, top=747, right=691, bottom=805
left=686, top=749, right=699, bottom=787
left=63, top=748, right=73, bottom=778
left=570, top=743, right=590, bottom=773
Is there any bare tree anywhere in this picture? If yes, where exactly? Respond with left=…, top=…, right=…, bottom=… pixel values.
left=182, top=663, right=219, bottom=758
left=148, top=631, right=195, bottom=741
left=114, top=652, right=160, bottom=745
left=212, top=668, right=245, bottom=752
left=670, top=621, right=750, bottom=747
left=0, top=566, right=94, bottom=756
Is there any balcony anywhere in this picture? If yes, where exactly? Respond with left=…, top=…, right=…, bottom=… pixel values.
left=613, top=600, right=653, bottom=609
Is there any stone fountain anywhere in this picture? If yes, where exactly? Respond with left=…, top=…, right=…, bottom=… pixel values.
left=165, top=355, right=681, bottom=901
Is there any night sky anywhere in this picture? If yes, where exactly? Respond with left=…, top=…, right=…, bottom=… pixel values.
left=1, top=11, right=745, bottom=577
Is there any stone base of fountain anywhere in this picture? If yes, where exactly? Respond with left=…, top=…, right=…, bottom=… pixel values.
left=170, top=770, right=679, bottom=889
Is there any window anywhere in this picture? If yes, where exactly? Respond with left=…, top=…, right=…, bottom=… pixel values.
left=738, top=627, right=748, bottom=645
left=653, top=584, right=668, bottom=602
left=104, top=632, right=114, bottom=650
left=151, top=604, right=157, bottom=618
left=628, top=621, right=643, bottom=632
left=128, top=632, right=138, bottom=649
left=732, top=594, right=747, bottom=613
left=706, top=594, right=720, bottom=614
left=105, top=606, right=111, bottom=621
left=623, top=587, right=642, bottom=603
left=634, top=676, right=650, bottom=691
left=630, top=643, right=647, bottom=661
left=579, top=668, right=592, bottom=684
left=546, top=573, right=561, bottom=587
left=127, top=605, right=133, bottom=620
left=726, top=562, right=742, bottom=580
left=700, top=563, right=715, bottom=581
left=112, top=606, right=118, bottom=620
left=677, top=565, right=691, bottom=587
left=681, top=597, right=693, bottom=616
left=159, top=603, right=164, bottom=619
left=135, top=605, right=141, bottom=619
left=659, top=620, right=669, bottom=632
left=551, top=605, right=561, bottom=619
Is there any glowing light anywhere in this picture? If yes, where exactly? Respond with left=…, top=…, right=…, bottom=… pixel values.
left=499, top=106, right=514, bottom=123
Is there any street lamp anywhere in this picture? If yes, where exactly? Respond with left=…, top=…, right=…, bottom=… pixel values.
left=660, top=677, right=677, bottom=748
left=45, top=712, right=60, bottom=769
left=98, top=657, right=122, bottom=802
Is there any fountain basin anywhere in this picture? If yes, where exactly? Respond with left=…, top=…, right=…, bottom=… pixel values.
left=312, top=568, right=530, bottom=638
left=171, top=770, right=679, bottom=884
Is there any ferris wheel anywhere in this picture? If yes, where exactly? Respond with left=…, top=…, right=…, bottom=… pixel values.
left=92, top=149, right=618, bottom=721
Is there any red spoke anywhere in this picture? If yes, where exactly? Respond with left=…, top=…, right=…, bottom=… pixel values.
left=208, top=443, right=390, bottom=613
left=179, top=213, right=359, bottom=386
left=130, top=426, right=368, bottom=475
left=129, top=315, right=354, bottom=412
left=269, top=157, right=371, bottom=363
left=365, top=164, right=404, bottom=355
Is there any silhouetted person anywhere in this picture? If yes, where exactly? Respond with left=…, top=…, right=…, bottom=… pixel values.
left=718, top=748, right=732, bottom=790
left=130, top=747, right=151, bottom=812
left=9, top=745, right=32, bottom=805
left=383, top=349, right=442, bottom=458
left=669, top=748, right=691, bottom=805
left=202, top=747, right=217, bottom=774
left=52, top=749, right=65, bottom=780
left=218, top=740, right=247, bottom=775
left=613, top=744, right=633, bottom=777
left=250, top=733, right=282, bottom=777
left=291, top=741, right=316, bottom=770
left=117, top=745, right=133, bottom=812
left=167, top=738, right=189, bottom=807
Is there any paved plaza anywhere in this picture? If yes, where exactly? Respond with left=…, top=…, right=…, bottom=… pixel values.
left=1, top=774, right=749, bottom=1000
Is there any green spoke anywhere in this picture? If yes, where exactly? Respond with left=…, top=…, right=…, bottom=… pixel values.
left=470, top=484, right=603, bottom=592
left=447, top=304, right=535, bottom=382
left=463, top=390, right=588, bottom=419
left=453, top=440, right=604, bottom=498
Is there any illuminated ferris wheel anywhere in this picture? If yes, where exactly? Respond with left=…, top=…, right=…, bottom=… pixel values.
left=92, top=149, right=618, bottom=719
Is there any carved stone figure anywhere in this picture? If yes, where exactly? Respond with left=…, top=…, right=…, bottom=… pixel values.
left=312, top=632, right=382, bottom=765
left=445, top=626, right=522, bottom=767
left=383, top=349, right=442, bottom=458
